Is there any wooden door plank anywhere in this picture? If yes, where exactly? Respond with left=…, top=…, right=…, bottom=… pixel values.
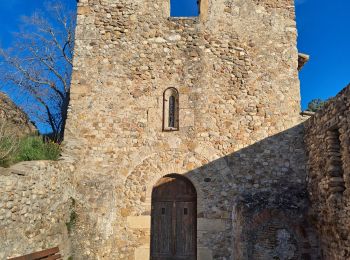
left=172, top=201, right=176, bottom=256
left=175, top=202, right=196, bottom=258
left=151, top=201, right=173, bottom=257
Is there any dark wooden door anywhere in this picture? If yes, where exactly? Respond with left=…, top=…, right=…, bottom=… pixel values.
left=151, top=175, right=197, bottom=260
left=175, top=201, right=196, bottom=258
left=152, top=201, right=173, bottom=257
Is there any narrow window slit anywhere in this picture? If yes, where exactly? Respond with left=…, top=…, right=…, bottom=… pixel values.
left=162, top=208, right=166, bottom=215
left=163, top=88, right=179, bottom=131
left=184, top=208, right=188, bottom=215
left=169, top=95, right=176, bottom=128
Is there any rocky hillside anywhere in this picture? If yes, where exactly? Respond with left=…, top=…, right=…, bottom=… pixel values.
left=0, top=92, right=36, bottom=136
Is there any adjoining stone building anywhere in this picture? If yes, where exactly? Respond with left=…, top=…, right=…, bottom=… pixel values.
left=64, top=0, right=319, bottom=258
left=305, top=85, right=350, bottom=260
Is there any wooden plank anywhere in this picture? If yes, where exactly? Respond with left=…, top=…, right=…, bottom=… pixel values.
left=151, top=201, right=173, bottom=257
left=28, top=247, right=59, bottom=259
left=175, top=202, right=196, bottom=259
left=8, top=247, right=59, bottom=260
left=44, top=254, right=62, bottom=260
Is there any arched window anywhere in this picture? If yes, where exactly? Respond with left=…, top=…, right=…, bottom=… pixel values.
left=163, top=88, right=179, bottom=131
left=170, top=0, right=200, bottom=17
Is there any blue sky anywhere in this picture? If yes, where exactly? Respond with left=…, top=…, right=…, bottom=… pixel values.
left=0, top=0, right=349, bottom=113
left=171, top=0, right=199, bottom=17
left=296, top=0, right=350, bottom=108
left=0, top=0, right=77, bottom=48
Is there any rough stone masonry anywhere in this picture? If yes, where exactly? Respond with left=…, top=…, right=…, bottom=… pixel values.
left=0, top=92, right=36, bottom=137
left=63, top=0, right=318, bottom=259
left=1, top=0, right=348, bottom=259
left=305, top=85, right=350, bottom=260
left=0, top=161, right=72, bottom=259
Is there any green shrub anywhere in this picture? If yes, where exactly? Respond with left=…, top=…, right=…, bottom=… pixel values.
left=66, top=197, right=77, bottom=234
left=66, top=210, right=77, bottom=234
left=0, top=135, right=60, bottom=167
left=306, top=98, right=332, bottom=112
left=15, top=136, right=61, bottom=162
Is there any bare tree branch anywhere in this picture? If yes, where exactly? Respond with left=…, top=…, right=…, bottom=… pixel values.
left=0, top=0, right=76, bottom=142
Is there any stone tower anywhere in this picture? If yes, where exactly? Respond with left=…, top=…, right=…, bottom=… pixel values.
left=65, top=0, right=318, bottom=259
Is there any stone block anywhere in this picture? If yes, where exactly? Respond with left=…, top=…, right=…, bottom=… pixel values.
left=179, top=94, right=190, bottom=108
left=198, top=247, right=213, bottom=260
left=134, top=245, right=150, bottom=260
left=70, top=85, right=90, bottom=95
left=197, top=218, right=227, bottom=232
left=180, top=109, right=194, bottom=127
left=77, top=6, right=91, bottom=15
left=127, top=216, right=151, bottom=229
left=147, top=108, right=162, bottom=131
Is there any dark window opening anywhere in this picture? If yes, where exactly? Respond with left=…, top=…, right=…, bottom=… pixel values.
left=170, top=0, right=200, bottom=17
left=162, top=208, right=166, bottom=215
left=168, top=95, right=176, bottom=128
left=184, top=208, right=188, bottom=215
left=163, top=88, right=179, bottom=131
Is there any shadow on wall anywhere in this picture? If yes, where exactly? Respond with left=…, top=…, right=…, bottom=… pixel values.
left=305, top=83, right=350, bottom=260
left=141, top=123, right=321, bottom=259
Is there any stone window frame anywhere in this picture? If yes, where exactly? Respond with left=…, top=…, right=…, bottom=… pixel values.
left=163, top=87, right=179, bottom=131
left=166, top=0, right=208, bottom=21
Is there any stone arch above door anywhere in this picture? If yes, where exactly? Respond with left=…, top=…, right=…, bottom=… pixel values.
left=122, top=151, right=210, bottom=214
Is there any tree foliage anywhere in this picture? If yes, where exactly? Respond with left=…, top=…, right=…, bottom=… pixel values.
left=306, top=98, right=329, bottom=112
left=0, top=1, right=76, bottom=142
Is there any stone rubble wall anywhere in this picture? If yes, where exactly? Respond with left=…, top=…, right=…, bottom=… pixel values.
left=0, top=161, right=72, bottom=260
left=305, top=84, right=350, bottom=260
left=233, top=187, right=320, bottom=259
left=0, top=92, right=36, bottom=137
left=64, top=0, right=312, bottom=259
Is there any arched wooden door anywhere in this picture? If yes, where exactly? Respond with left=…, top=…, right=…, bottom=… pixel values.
left=151, top=174, right=197, bottom=260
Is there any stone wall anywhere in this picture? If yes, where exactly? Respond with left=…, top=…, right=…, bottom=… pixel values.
left=64, top=0, right=313, bottom=259
left=305, top=84, right=350, bottom=260
left=233, top=187, right=320, bottom=259
left=0, top=161, right=72, bottom=259
left=0, top=92, right=36, bottom=136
